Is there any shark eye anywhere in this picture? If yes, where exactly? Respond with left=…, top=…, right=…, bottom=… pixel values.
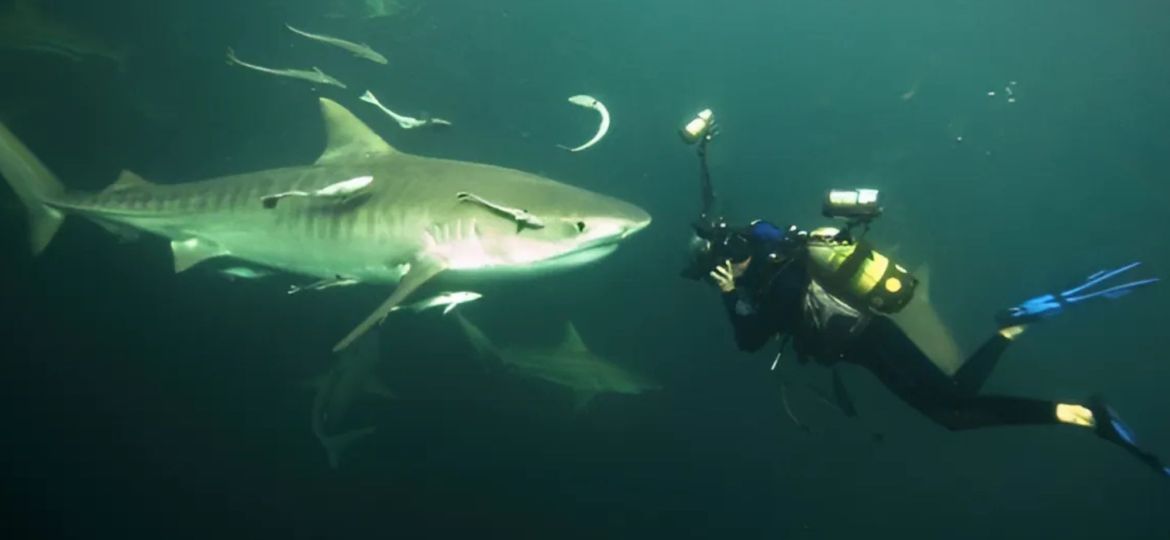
left=575, top=221, right=587, bottom=233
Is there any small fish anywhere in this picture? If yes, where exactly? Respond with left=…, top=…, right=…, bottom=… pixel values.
left=286, top=24, right=387, bottom=65
left=389, top=291, right=483, bottom=315
left=225, top=47, right=347, bottom=89
left=288, top=274, right=361, bottom=295
left=261, top=175, right=373, bottom=209
left=456, top=191, right=545, bottom=232
left=557, top=95, right=610, bottom=152
left=360, top=90, right=453, bottom=129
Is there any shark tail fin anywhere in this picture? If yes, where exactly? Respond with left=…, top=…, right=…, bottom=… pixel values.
left=0, top=121, right=66, bottom=254
left=323, top=426, right=376, bottom=469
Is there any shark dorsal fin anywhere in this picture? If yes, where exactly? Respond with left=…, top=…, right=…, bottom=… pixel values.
left=316, top=98, right=399, bottom=165
left=559, top=322, right=589, bottom=352
left=104, top=170, right=153, bottom=193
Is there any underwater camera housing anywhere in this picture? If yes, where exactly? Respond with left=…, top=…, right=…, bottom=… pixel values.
left=681, top=218, right=742, bottom=281
left=681, top=218, right=806, bottom=282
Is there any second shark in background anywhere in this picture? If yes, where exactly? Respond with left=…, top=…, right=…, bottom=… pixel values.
left=454, top=313, right=660, bottom=410
left=310, top=332, right=393, bottom=468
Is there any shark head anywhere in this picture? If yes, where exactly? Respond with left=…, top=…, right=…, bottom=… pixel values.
left=440, top=176, right=652, bottom=275
left=312, top=97, right=651, bottom=277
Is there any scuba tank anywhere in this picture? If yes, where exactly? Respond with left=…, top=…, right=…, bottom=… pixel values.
left=805, top=227, right=917, bottom=314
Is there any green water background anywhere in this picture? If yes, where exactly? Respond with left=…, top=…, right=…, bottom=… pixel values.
left=1, top=0, right=1168, bottom=537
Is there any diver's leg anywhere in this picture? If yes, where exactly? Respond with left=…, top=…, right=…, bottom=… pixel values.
left=844, top=316, right=964, bottom=396
left=919, top=394, right=1064, bottom=429
left=939, top=395, right=1169, bottom=475
left=950, top=326, right=1021, bottom=396
left=844, top=318, right=1168, bottom=476
left=844, top=320, right=1065, bottom=428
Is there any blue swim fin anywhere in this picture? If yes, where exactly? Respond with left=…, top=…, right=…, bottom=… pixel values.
left=1088, top=395, right=1168, bottom=477
left=997, top=262, right=1159, bottom=326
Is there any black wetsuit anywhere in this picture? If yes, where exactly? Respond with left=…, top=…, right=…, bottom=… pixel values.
left=722, top=257, right=1061, bottom=430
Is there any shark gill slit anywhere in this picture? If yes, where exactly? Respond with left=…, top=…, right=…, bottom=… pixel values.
left=359, top=205, right=374, bottom=241
left=317, top=208, right=330, bottom=240
left=229, top=181, right=244, bottom=214
left=210, top=186, right=225, bottom=212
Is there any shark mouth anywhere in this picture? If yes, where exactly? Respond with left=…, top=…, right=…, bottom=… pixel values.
left=446, top=243, right=620, bottom=278
left=535, top=244, right=619, bottom=269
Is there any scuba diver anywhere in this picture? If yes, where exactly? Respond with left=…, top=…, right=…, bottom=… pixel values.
left=677, top=109, right=1168, bottom=477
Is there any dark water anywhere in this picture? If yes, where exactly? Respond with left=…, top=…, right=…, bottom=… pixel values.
left=2, top=0, right=1168, bottom=538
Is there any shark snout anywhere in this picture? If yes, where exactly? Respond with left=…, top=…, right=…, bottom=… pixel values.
left=622, top=216, right=651, bottom=239
left=619, top=207, right=652, bottom=239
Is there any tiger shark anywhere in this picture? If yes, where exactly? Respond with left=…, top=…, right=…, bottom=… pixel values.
left=454, top=313, right=661, bottom=410
left=0, top=98, right=651, bottom=351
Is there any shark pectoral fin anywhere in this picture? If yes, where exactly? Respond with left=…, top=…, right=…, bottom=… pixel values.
left=559, top=322, right=589, bottom=352
left=170, top=238, right=227, bottom=273
left=316, top=98, right=401, bottom=165
left=572, top=391, right=598, bottom=412
left=332, top=258, right=445, bottom=352
left=322, top=426, right=376, bottom=469
left=103, top=170, right=154, bottom=192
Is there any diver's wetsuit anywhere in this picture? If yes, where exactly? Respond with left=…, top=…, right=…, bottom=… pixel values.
left=722, top=257, right=1061, bottom=430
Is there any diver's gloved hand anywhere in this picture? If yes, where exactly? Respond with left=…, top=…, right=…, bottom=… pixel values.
left=996, top=262, right=1159, bottom=327
left=710, top=261, right=736, bottom=293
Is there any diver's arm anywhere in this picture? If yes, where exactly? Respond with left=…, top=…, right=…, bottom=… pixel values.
left=697, top=137, right=716, bottom=221
left=721, top=292, right=775, bottom=352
